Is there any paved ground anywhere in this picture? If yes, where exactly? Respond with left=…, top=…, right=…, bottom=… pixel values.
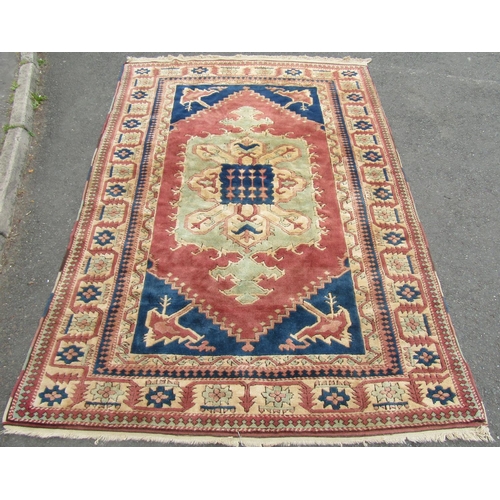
left=0, top=53, right=18, bottom=140
left=0, top=53, right=498, bottom=447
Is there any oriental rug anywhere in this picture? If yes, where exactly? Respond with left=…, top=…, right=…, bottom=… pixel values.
left=3, top=55, right=490, bottom=445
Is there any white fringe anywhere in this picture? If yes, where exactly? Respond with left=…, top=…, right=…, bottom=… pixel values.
left=2, top=424, right=492, bottom=447
left=125, top=54, right=372, bottom=66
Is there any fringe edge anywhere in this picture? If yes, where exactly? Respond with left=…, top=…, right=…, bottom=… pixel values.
left=125, top=54, right=372, bottom=66
left=2, top=424, right=492, bottom=447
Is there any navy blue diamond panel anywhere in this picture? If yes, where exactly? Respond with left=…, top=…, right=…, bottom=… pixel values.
left=220, top=164, right=274, bottom=205
left=170, top=85, right=324, bottom=125
left=132, top=260, right=365, bottom=357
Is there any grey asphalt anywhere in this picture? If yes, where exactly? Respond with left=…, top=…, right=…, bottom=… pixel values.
left=0, top=53, right=498, bottom=447
left=0, top=53, right=18, bottom=137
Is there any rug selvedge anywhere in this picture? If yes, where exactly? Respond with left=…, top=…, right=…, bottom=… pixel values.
left=3, top=56, right=490, bottom=444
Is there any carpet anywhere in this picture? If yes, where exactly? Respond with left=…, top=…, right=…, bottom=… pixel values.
left=3, top=55, right=491, bottom=445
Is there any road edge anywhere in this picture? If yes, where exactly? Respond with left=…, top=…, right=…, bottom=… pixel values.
left=0, top=52, right=39, bottom=255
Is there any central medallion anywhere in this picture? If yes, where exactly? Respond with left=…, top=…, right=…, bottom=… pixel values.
left=174, top=106, right=321, bottom=304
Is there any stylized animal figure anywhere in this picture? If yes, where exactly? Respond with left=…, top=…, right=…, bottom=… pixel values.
left=145, top=295, right=215, bottom=352
left=279, top=294, right=352, bottom=350
left=267, top=87, right=313, bottom=110
left=180, top=87, right=225, bottom=111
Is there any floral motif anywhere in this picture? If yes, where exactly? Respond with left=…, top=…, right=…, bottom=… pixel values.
left=114, top=148, right=134, bottom=160
left=414, top=347, right=439, bottom=367
left=202, top=385, right=233, bottom=407
left=396, top=284, right=421, bottom=303
left=373, top=186, right=393, bottom=200
left=135, top=68, right=150, bottom=75
left=77, top=284, right=102, bottom=303
left=132, top=90, right=148, bottom=99
left=355, top=134, right=377, bottom=147
left=364, top=168, right=385, bottom=183
left=363, top=150, right=383, bottom=162
left=342, top=70, right=358, bottom=77
left=66, top=312, right=98, bottom=334
left=123, top=118, right=141, bottom=129
left=93, top=229, right=115, bottom=246
left=86, top=255, right=113, bottom=276
left=39, top=385, right=68, bottom=406
left=111, top=164, right=134, bottom=178
left=383, top=231, right=405, bottom=246
left=261, top=386, right=293, bottom=409
left=371, top=382, right=405, bottom=404
left=90, top=382, right=124, bottom=404
left=106, top=184, right=127, bottom=197
left=354, top=120, right=372, bottom=130
left=285, top=68, right=302, bottom=76
left=102, top=204, right=125, bottom=222
left=145, top=386, right=175, bottom=408
left=385, top=253, right=411, bottom=275
left=318, top=387, right=350, bottom=410
left=427, top=385, right=456, bottom=405
left=373, top=206, right=397, bottom=223
left=57, top=345, right=84, bottom=364
left=347, top=93, right=363, bottom=102
left=400, top=313, right=427, bottom=336
left=191, top=67, right=208, bottom=74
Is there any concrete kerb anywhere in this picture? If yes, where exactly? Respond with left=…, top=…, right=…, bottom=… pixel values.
left=0, top=52, right=39, bottom=253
